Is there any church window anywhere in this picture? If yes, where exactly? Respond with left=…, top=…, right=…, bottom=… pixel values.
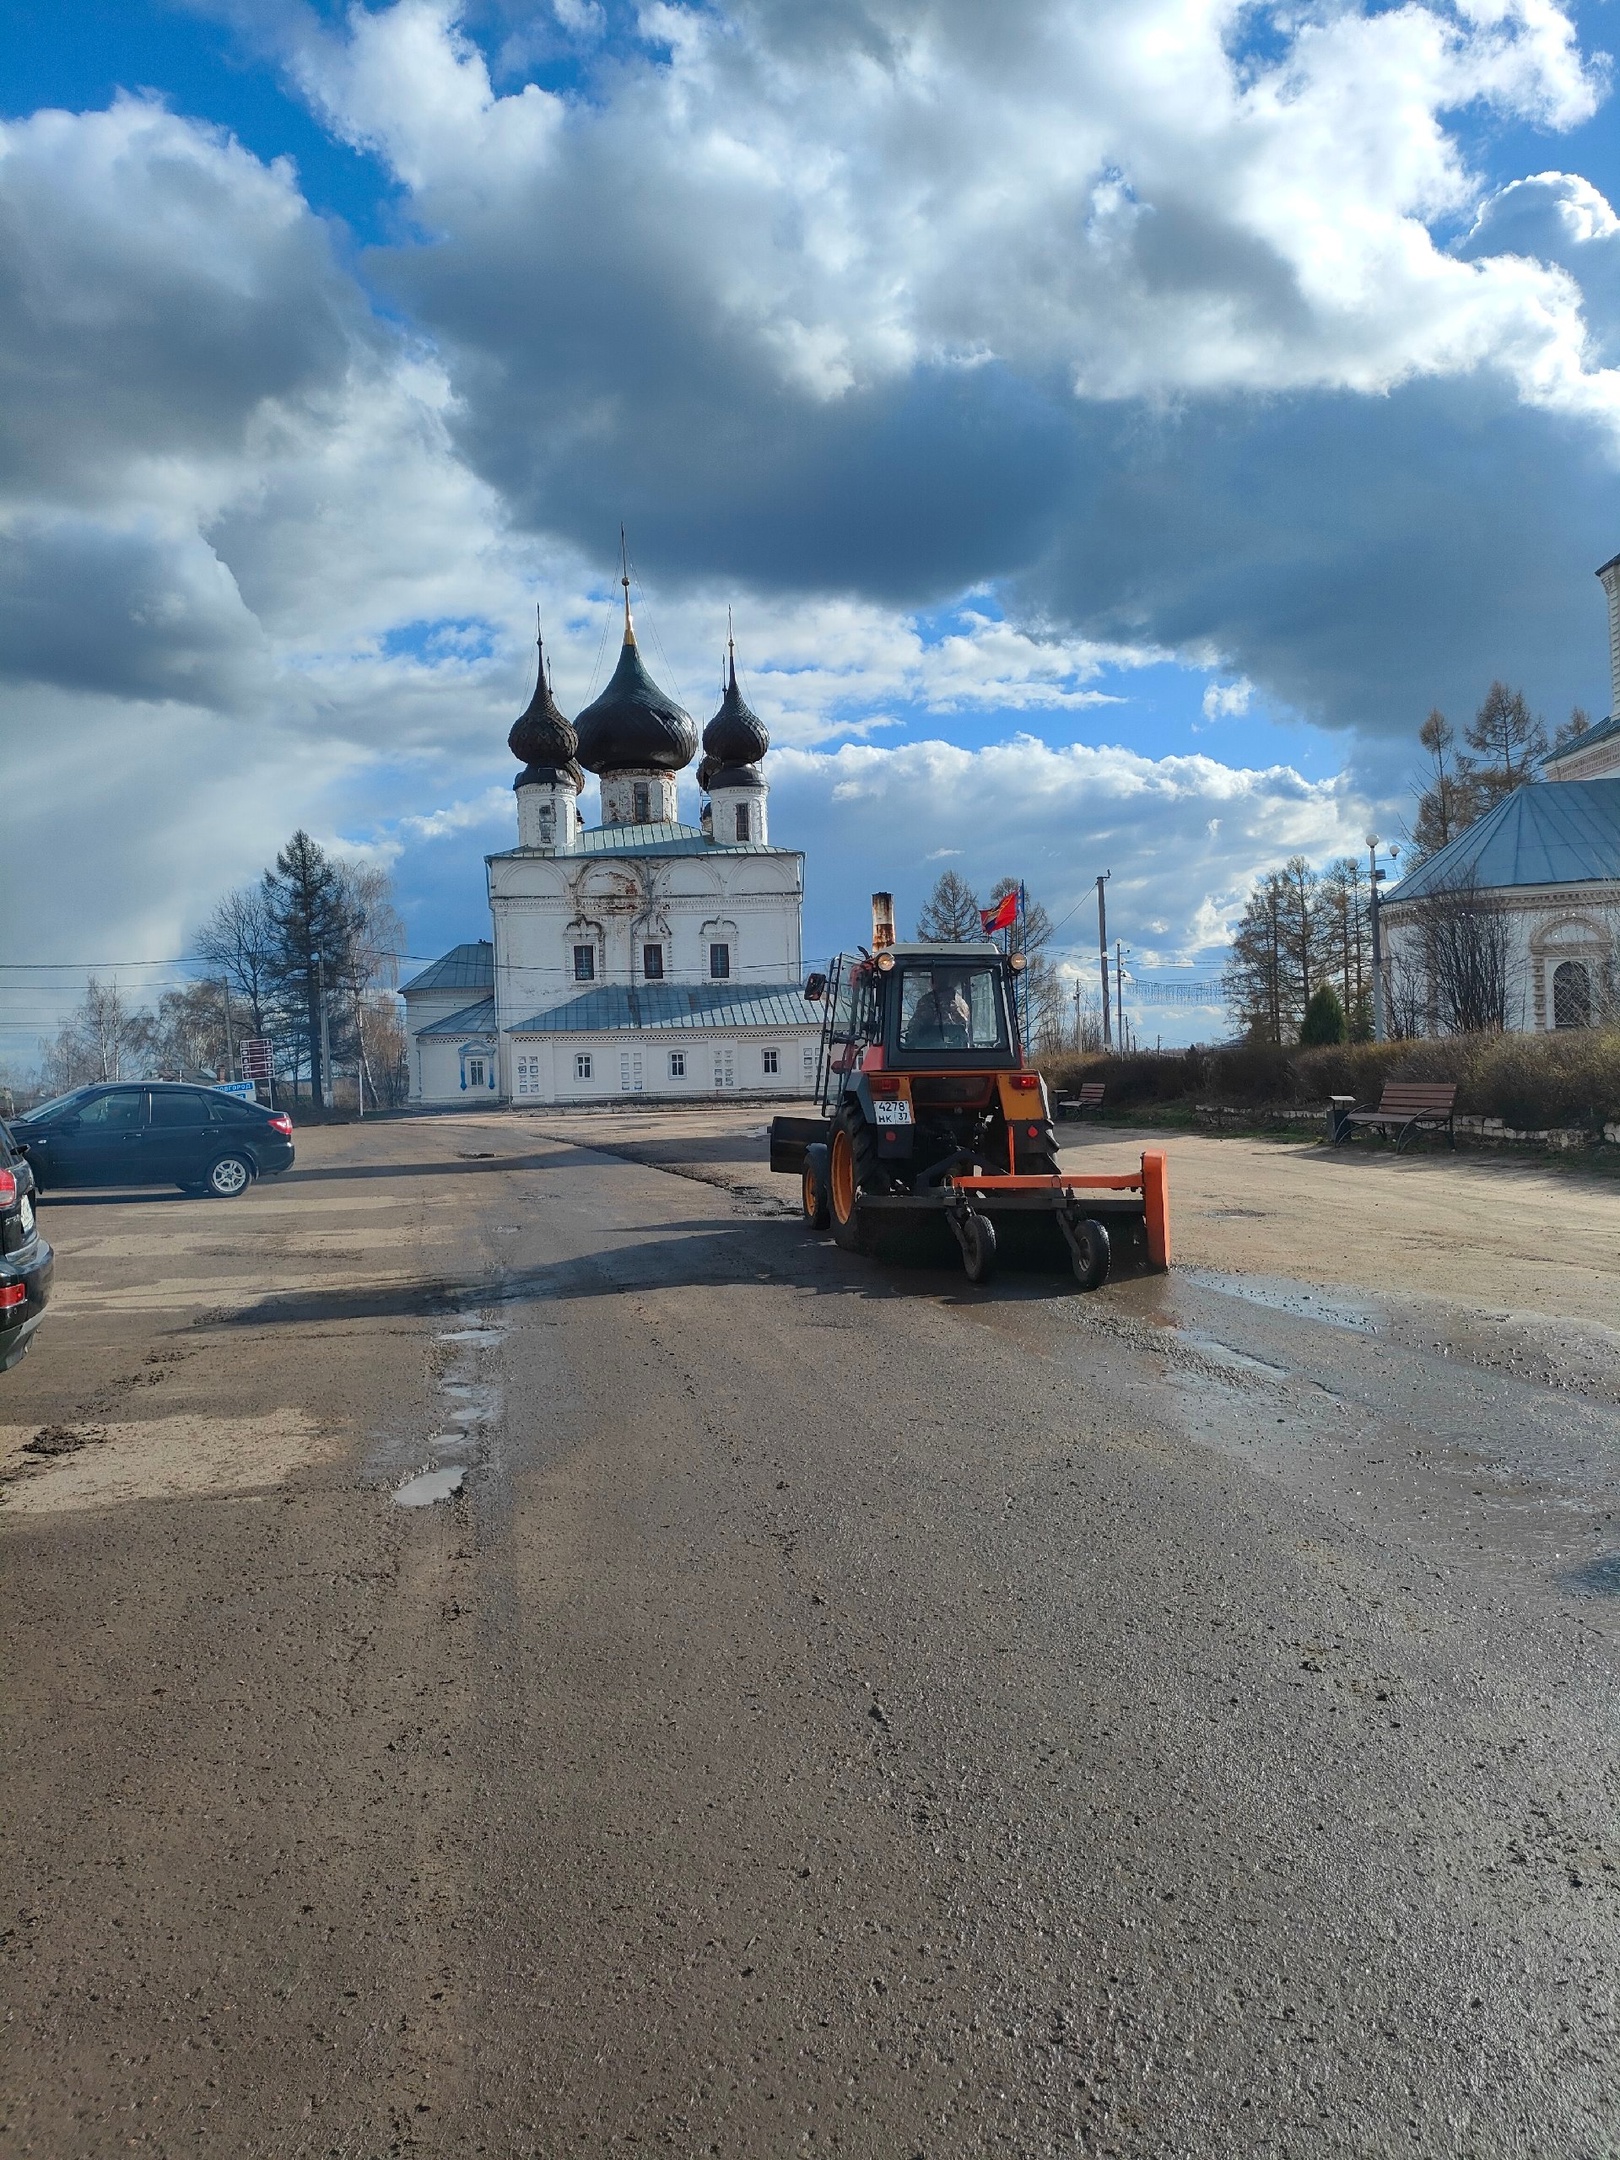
left=574, top=944, right=596, bottom=982
left=669, top=1050, right=686, bottom=1078
left=734, top=803, right=750, bottom=842
left=762, top=1048, right=779, bottom=1075
left=709, top=942, right=731, bottom=979
left=516, top=1055, right=541, bottom=1097
left=633, top=781, right=651, bottom=822
left=802, top=1045, right=815, bottom=1080
left=643, top=943, right=664, bottom=979
left=465, top=1056, right=486, bottom=1089
left=619, top=1050, right=644, bottom=1093
left=575, top=1052, right=593, bottom=1081
left=1554, top=960, right=1592, bottom=1030
left=714, top=1046, right=736, bottom=1089
left=537, top=804, right=554, bottom=843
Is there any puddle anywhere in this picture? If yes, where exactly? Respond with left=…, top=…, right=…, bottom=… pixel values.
left=394, top=1465, right=466, bottom=1508
left=1560, top=1553, right=1620, bottom=1596
left=1182, top=1270, right=1380, bottom=1335
left=436, top=1328, right=506, bottom=1346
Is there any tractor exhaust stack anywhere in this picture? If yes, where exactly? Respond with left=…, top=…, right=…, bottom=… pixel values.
left=871, top=892, right=895, bottom=952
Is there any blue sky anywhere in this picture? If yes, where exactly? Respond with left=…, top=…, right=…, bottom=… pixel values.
left=3, top=0, right=1619, bottom=1054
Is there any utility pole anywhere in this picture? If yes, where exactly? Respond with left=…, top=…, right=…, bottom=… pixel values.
left=1115, top=939, right=1126, bottom=1050
left=1097, top=872, right=1111, bottom=1048
left=315, top=955, right=331, bottom=1108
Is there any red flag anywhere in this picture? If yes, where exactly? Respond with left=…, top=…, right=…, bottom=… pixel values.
left=980, top=891, right=1018, bottom=934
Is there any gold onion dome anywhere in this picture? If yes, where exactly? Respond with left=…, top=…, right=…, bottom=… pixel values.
left=509, top=629, right=583, bottom=792
left=698, top=641, right=769, bottom=793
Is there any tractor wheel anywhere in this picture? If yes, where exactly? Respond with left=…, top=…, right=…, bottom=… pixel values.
left=1066, top=1215, right=1112, bottom=1291
left=828, top=1126, right=867, bottom=1253
left=958, top=1212, right=997, bottom=1284
left=838, top=1099, right=883, bottom=1190
left=801, top=1143, right=831, bottom=1230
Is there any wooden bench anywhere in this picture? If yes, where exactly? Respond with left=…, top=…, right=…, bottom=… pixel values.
left=1056, top=1082, right=1106, bottom=1120
left=1334, top=1081, right=1457, bottom=1151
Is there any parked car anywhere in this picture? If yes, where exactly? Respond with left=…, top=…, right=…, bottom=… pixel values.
left=0, top=1116, right=52, bottom=1371
left=12, top=1084, right=295, bottom=1198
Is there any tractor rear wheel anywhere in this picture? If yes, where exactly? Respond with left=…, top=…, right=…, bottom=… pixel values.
left=828, top=1126, right=867, bottom=1253
left=801, top=1143, right=831, bottom=1230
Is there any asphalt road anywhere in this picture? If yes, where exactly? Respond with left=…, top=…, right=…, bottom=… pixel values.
left=3, top=1115, right=1618, bottom=2157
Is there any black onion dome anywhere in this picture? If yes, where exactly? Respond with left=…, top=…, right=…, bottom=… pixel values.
left=702, top=651, right=770, bottom=768
left=573, top=630, right=696, bottom=775
left=509, top=632, right=583, bottom=792
left=703, top=761, right=766, bottom=791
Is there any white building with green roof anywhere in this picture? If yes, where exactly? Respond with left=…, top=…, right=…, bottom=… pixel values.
left=402, top=594, right=820, bottom=1106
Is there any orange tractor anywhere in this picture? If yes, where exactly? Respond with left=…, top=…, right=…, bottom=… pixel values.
left=770, top=894, right=1169, bottom=1288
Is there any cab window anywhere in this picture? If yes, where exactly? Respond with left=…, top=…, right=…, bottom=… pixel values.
left=899, top=968, right=1007, bottom=1051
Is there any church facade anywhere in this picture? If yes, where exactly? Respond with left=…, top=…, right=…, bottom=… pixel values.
left=403, top=587, right=821, bottom=1105
left=1381, top=551, right=1620, bottom=1033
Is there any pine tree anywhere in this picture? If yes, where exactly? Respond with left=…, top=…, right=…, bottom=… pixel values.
left=1299, top=984, right=1347, bottom=1045
left=916, top=869, right=981, bottom=941
left=263, top=831, right=358, bottom=1104
left=1554, top=706, right=1593, bottom=751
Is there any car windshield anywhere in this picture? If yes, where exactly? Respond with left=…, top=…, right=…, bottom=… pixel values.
left=12, top=1088, right=95, bottom=1126
left=898, top=967, right=1007, bottom=1051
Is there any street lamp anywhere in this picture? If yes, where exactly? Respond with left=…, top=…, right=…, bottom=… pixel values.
left=1366, top=835, right=1389, bottom=1042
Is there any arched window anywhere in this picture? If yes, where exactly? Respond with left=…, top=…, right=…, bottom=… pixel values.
left=1553, top=960, right=1592, bottom=1030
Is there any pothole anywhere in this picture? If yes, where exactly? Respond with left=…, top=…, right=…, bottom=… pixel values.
left=394, top=1465, right=466, bottom=1508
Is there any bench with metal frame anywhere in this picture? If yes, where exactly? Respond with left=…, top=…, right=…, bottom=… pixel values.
left=1055, top=1082, right=1106, bottom=1120
left=1333, top=1081, right=1457, bottom=1151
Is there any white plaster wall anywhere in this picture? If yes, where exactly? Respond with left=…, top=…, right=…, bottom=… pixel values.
left=1383, top=883, right=1620, bottom=1033
left=503, top=1028, right=819, bottom=1103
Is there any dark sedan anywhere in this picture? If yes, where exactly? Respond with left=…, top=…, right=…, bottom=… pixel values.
left=0, top=1115, right=52, bottom=1371
left=14, top=1083, right=295, bottom=1198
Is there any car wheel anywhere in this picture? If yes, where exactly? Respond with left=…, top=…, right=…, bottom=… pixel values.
left=204, top=1154, right=253, bottom=1199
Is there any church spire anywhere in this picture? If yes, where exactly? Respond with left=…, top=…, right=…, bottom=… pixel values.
left=620, top=526, right=635, bottom=648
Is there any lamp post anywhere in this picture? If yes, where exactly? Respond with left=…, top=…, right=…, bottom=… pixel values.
left=1367, top=836, right=1388, bottom=1042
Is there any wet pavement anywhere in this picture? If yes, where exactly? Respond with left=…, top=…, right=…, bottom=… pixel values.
left=2, top=1115, right=1618, bottom=2155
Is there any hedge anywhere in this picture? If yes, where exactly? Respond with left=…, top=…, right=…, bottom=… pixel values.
left=1040, top=1027, right=1620, bottom=1132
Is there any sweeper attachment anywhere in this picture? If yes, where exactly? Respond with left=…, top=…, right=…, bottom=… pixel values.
left=769, top=893, right=1170, bottom=1288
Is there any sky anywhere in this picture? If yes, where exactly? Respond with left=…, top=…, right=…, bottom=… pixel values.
left=4, top=0, right=1620, bottom=1057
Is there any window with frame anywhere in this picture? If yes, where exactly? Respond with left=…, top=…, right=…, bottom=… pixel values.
left=714, top=1046, right=735, bottom=1088
left=537, top=803, right=554, bottom=842
left=734, top=802, right=750, bottom=841
left=516, top=1055, right=541, bottom=1097
left=669, top=1050, right=686, bottom=1078
left=709, top=942, right=731, bottom=979
left=575, top=1052, right=593, bottom=1081
left=632, top=781, right=651, bottom=822
left=148, top=1090, right=210, bottom=1127
left=642, top=944, right=664, bottom=979
left=573, top=944, right=596, bottom=982
left=76, top=1090, right=146, bottom=1130
left=761, top=1047, right=779, bottom=1075
left=465, top=1056, right=486, bottom=1088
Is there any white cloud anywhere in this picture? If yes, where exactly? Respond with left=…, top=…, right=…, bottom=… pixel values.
left=1201, top=677, right=1253, bottom=722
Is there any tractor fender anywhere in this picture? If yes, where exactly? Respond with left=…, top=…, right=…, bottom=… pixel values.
left=848, top=1075, right=915, bottom=1160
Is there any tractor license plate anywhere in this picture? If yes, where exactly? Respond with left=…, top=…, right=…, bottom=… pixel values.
left=873, top=1099, right=912, bottom=1126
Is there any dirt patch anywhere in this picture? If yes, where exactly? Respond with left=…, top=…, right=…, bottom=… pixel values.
left=0, top=1408, right=330, bottom=1513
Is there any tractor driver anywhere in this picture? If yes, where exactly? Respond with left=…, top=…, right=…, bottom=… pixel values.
left=904, top=970, right=973, bottom=1048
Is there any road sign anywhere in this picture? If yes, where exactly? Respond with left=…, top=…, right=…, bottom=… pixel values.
left=213, top=1080, right=259, bottom=1100
left=240, top=1038, right=273, bottom=1080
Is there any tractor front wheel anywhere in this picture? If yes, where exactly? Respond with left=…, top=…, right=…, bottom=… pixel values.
left=828, top=1126, right=866, bottom=1253
left=802, top=1143, right=831, bottom=1230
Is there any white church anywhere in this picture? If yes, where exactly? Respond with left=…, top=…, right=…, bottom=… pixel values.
left=1382, top=550, right=1620, bottom=1031
left=403, top=583, right=821, bottom=1105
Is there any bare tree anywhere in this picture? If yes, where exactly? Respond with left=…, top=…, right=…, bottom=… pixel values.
left=1319, top=856, right=1372, bottom=1037
left=194, top=886, right=280, bottom=1038
left=1410, top=708, right=1474, bottom=861
left=39, top=978, right=152, bottom=1091
left=1410, top=872, right=1513, bottom=1034
left=1460, top=681, right=1547, bottom=811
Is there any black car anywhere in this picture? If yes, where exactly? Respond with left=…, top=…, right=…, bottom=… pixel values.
left=0, top=1116, right=53, bottom=1371
left=13, top=1083, right=295, bottom=1198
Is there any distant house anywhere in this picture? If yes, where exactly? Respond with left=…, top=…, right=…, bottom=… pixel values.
left=1381, top=553, right=1620, bottom=1033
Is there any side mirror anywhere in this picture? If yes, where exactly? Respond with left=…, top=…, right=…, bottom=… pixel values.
left=804, top=972, right=827, bottom=1002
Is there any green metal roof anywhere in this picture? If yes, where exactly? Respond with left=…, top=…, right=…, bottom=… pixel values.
left=1388, top=779, right=1620, bottom=902
left=417, top=997, right=496, bottom=1038
left=489, top=820, right=793, bottom=862
left=401, top=942, right=495, bottom=995
left=511, top=982, right=821, bottom=1034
